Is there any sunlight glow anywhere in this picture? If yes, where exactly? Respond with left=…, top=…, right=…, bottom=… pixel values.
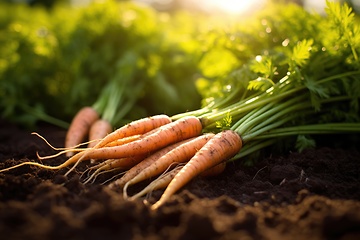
left=198, top=0, right=267, bottom=15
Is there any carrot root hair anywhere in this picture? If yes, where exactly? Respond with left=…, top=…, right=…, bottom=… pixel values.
left=32, top=132, right=89, bottom=160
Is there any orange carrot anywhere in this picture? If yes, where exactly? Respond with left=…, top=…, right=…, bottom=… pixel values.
left=104, top=125, right=168, bottom=148
left=123, top=133, right=215, bottom=198
left=104, top=134, right=142, bottom=147
left=50, top=115, right=170, bottom=163
left=151, top=130, right=242, bottom=210
left=65, top=106, right=99, bottom=157
left=88, top=119, right=113, bottom=148
left=92, top=114, right=172, bottom=149
left=83, top=155, right=146, bottom=184
left=0, top=116, right=202, bottom=174
left=101, top=155, right=147, bottom=171
left=130, top=165, right=183, bottom=200
left=70, top=116, right=202, bottom=163
left=200, top=161, right=226, bottom=177
left=130, top=162, right=225, bottom=200
left=108, top=138, right=196, bottom=190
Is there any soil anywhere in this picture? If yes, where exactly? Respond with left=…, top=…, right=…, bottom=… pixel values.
left=0, top=119, right=360, bottom=240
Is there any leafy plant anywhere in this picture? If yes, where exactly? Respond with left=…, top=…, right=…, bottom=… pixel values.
left=173, top=0, right=360, bottom=156
left=0, top=1, right=202, bottom=128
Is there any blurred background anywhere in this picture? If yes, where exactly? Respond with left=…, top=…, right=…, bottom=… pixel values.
left=1, top=0, right=359, bottom=130
left=4, top=0, right=360, bottom=13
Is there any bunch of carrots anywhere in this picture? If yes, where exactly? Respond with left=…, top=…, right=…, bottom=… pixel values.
left=1, top=1, right=360, bottom=210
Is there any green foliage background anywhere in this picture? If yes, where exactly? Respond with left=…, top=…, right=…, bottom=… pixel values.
left=1, top=0, right=359, bottom=134
left=0, top=0, right=203, bottom=128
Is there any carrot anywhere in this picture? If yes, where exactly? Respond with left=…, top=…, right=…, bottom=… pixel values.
left=104, top=134, right=141, bottom=147
left=65, top=106, right=99, bottom=157
left=130, top=165, right=183, bottom=200
left=83, top=155, right=146, bottom=184
left=151, top=130, right=242, bottom=210
left=92, top=114, right=172, bottom=149
left=123, top=133, right=215, bottom=198
left=68, top=115, right=171, bottom=167
left=101, top=155, right=146, bottom=171
left=131, top=162, right=226, bottom=201
left=70, top=116, right=202, bottom=163
left=104, top=125, right=169, bottom=148
left=200, top=161, right=226, bottom=177
left=108, top=138, right=196, bottom=190
left=62, top=114, right=171, bottom=171
left=0, top=116, right=202, bottom=174
left=87, top=119, right=113, bottom=164
left=45, top=116, right=169, bottom=163
left=87, top=119, right=113, bottom=148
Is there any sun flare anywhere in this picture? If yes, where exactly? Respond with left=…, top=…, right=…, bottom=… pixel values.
left=197, top=0, right=266, bottom=15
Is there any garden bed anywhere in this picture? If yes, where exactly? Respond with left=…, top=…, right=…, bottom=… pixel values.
left=0, top=119, right=360, bottom=240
